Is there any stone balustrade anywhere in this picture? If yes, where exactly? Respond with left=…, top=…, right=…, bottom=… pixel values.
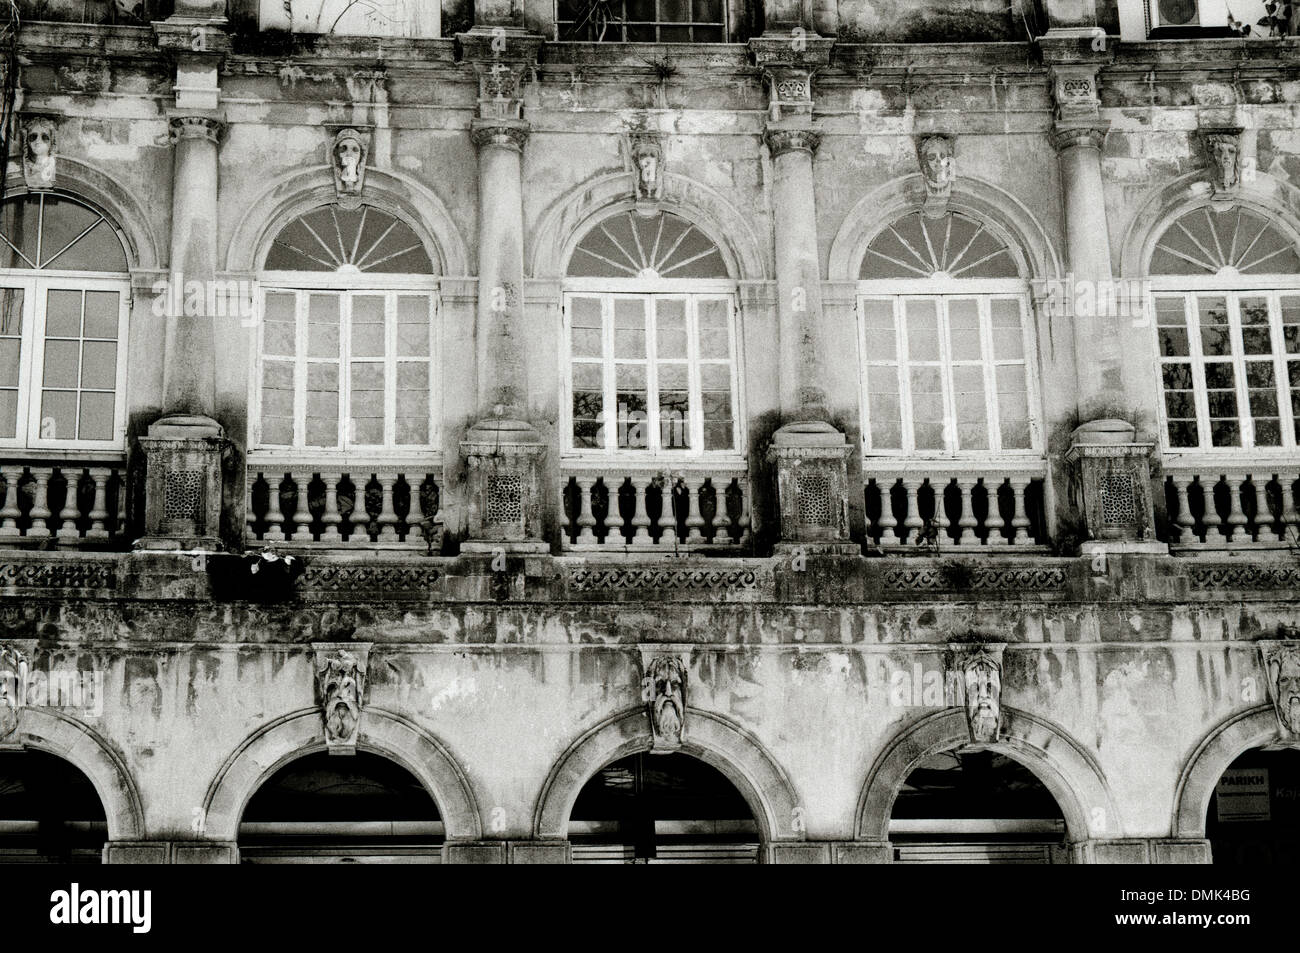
left=560, top=461, right=751, bottom=551
left=0, top=457, right=127, bottom=544
left=864, top=459, right=1049, bottom=550
left=245, top=456, right=442, bottom=549
left=1162, top=459, right=1300, bottom=551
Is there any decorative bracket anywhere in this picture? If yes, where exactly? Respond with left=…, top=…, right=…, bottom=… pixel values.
left=314, top=643, right=372, bottom=756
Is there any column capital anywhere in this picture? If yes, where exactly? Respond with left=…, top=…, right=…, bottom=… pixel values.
left=167, top=111, right=225, bottom=144
left=1049, top=120, right=1108, bottom=154
left=750, top=36, right=834, bottom=122
left=471, top=118, right=530, bottom=152
left=765, top=126, right=821, bottom=158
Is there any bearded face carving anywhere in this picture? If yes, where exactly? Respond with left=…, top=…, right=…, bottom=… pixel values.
left=316, top=648, right=367, bottom=754
left=1204, top=131, right=1241, bottom=193
left=330, top=129, right=368, bottom=205
left=643, top=655, right=686, bottom=751
left=1260, top=641, right=1300, bottom=742
left=949, top=644, right=1003, bottom=745
left=22, top=118, right=56, bottom=190
left=0, top=644, right=28, bottom=743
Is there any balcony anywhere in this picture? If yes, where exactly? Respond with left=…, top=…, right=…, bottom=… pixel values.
left=1162, top=456, right=1300, bottom=552
left=0, top=454, right=128, bottom=545
left=560, top=460, right=751, bottom=552
left=863, top=459, right=1050, bottom=551
left=245, top=455, right=442, bottom=551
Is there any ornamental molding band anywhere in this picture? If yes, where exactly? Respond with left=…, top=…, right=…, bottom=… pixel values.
left=0, top=562, right=117, bottom=591
left=946, top=642, right=1005, bottom=745
left=1201, top=128, right=1243, bottom=195
left=764, top=126, right=821, bottom=158
left=883, top=567, right=1067, bottom=592
left=1258, top=639, right=1300, bottom=746
left=640, top=647, right=690, bottom=753
left=628, top=132, right=663, bottom=203
left=915, top=134, right=955, bottom=219
left=301, top=565, right=442, bottom=596
left=314, top=643, right=371, bottom=756
left=569, top=567, right=761, bottom=592
left=330, top=127, right=369, bottom=208
left=0, top=642, right=29, bottom=745
left=20, top=115, right=57, bottom=190
left=1190, top=566, right=1300, bottom=590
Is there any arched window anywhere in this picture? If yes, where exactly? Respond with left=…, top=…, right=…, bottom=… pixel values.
left=857, top=210, right=1037, bottom=456
left=1150, top=205, right=1300, bottom=450
left=563, top=209, right=739, bottom=456
left=254, top=204, right=438, bottom=451
left=0, top=193, right=131, bottom=449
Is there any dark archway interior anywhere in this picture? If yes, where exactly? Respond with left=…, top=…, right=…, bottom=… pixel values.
left=0, top=749, right=107, bottom=863
left=889, top=749, right=1067, bottom=863
left=1207, top=748, right=1300, bottom=865
left=239, top=751, right=441, bottom=863
left=569, top=752, right=757, bottom=862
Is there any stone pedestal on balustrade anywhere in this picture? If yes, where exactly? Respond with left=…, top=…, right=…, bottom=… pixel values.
left=460, top=418, right=548, bottom=554
left=1065, top=419, right=1166, bottom=555
left=767, top=421, right=857, bottom=555
left=135, top=415, right=227, bottom=552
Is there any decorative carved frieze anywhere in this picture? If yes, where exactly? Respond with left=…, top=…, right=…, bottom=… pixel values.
left=883, top=567, right=1067, bottom=592
left=1190, top=566, right=1300, bottom=590
left=330, top=127, right=368, bottom=208
left=314, top=643, right=371, bottom=755
left=301, top=565, right=442, bottom=594
left=1258, top=640, right=1300, bottom=745
left=21, top=116, right=57, bottom=190
left=1201, top=128, right=1243, bottom=194
left=569, top=567, right=761, bottom=592
left=640, top=648, right=689, bottom=752
left=946, top=642, right=1005, bottom=745
left=0, top=562, right=117, bottom=590
left=915, top=134, right=954, bottom=218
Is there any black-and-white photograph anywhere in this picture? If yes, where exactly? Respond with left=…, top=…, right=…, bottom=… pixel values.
left=0, top=0, right=1293, bottom=935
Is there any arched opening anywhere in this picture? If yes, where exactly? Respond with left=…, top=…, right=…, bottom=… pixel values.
left=568, top=751, right=759, bottom=863
left=888, top=748, right=1069, bottom=863
left=237, top=751, right=443, bottom=864
left=0, top=749, right=108, bottom=863
left=1205, top=747, right=1300, bottom=865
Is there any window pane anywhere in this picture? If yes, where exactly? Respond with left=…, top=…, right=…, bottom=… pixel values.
left=1282, top=296, right=1300, bottom=354
left=78, top=392, right=114, bottom=441
left=862, top=299, right=896, bottom=361
left=83, top=291, right=119, bottom=339
left=264, top=292, right=297, bottom=357
left=947, top=299, right=982, bottom=361
left=308, top=294, right=340, bottom=358
left=572, top=390, right=604, bottom=449
left=698, top=362, right=731, bottom=451
left=996, top=365, right=1031, bottom=450
left=697, top=299, right=730, bottom=359
left=80, top=341, right=117, bottom=390
left=905, top=300, right=940, bottom=360
left=42, top=339, right=80, bottom=388
left=990, top=299, right=1023, bottom=360
left=660, top=0, right=690, bottom=21
left=261, top=360, right=294, bottom=445
left=46, top=289, right=82, bottom=338
left=1239, top=297, right=1272, bottom=355
left=350, top=362, right=385, bottom=444
left=571, top=297, right=604, bottom=358
left=397, top=296, right=430, bottom=357
left=656, top=299, right=687, bottom=358
left=614, top=299, right=646, bottom=359
left=0, top=390, right=15, bottom=439
left=396, top=362, right=429, bottom=445
left=867, top=365, right=902, bottom=450
left=909, top=365, right=945, bottom=450
left=1167, top=420, right=1199, bottom=448
left=305, top=363, right=339, bottom=447
left=39, top=390, right=76, bottom=441
left=616, top=364, right=647, bottom=449
left=351, top=295, right=386, bottom=358
left=0, top=339, right=18, bottom=387
left=1155, top=297, right=1189, bottom=356
left=1197, top=297, right=1231, bottom=356
left=952, top=364, right=988, bottom=450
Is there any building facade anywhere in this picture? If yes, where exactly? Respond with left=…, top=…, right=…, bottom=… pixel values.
left=0, top=0, right=1298, bottom=863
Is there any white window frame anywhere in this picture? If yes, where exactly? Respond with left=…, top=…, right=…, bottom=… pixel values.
left=560, top=276, right=745, bottom=462
left=250, top=272, right=440, bottom=456
left=856, top=277, right=1044, bottom=460
left=0, top=270, right=131, bottom=452
left=1150, top=273, right=1300, bottom=454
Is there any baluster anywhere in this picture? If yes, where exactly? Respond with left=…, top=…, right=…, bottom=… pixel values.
left=1279, top=474, right=1300, bottom=545
left=114, top=470, right=127, bottom=538
left=1170, top=475, right=1198, bottom=545
left=86, top=467, right=111, bottom=540
left=985, top=477, right=1009, bottom=546
left=1224, top=472, right=1249, bottom=544
left=900, top=477, right=924, bottom=545
left=575, top=476, right=597, bottom=546
left=320, top=471, right=343, bottom=542
left=630, top=474, right=653, bottom=545
left=735, top=477, right=752, bottom=546
left=348, top=473, right=374, bottom=541
left=1251, top=473, right=1279, bottom=543
left=375, top=473, right=399, bottom=542
left=1200, top=476, right=1224, bottom=543
left=245, top=470, right=260, bottom=543
left=1008, top=476, right=1031, bottom=546
left=955, top=476, right=979, bottom=545
left=290, top=471, right=315, bottom=542
left=0, top=466, right=21, bottom=538
left=263, top=473, right=287, bottom=542
left=875, top=477, right=901, bottom=545
left=683, top=475, right=705, bottom=543
left=654, top=475, right=677, bottom=545
left=55, top=468, right=83, bottom=540
left=26, top=467, right=53, bottom=538
left=406, top=475, right=425, bottom=546
left=931, top=478, right=951, bottom=543
left=609, top=477, right=631, bottom=545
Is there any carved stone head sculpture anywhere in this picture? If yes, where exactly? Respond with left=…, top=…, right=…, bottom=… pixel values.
left=959, top=646, right=1003, bottom=744
left=917, top=135, right=955, bottom=218
left=330, top=128, right=368, bottom=204
left=317, top=648, right=366, bottom=753
left=643, top=655, right=686, bottom=751
left=0, top=644, right=28, bottom=743
left=22, top=117, right=56, bottom=190
left=1204, top=130, right=1241, bottom=193
left=1260, top=640, right=1300, bottom=742
left=630, top=135, right=663, bottom=202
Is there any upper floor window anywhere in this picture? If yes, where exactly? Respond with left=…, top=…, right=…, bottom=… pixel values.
left=252, top=0, right=439, bottom=38
left=563, top=209, right=739, bottom=456
left=254, top=204, right=438, bottom=453
left=1151, top=205, right=1300, bottom=451
left=0, top=193, right=130, bottom=450
left=556, top=0, right=726, bottom=41
left=857, top=211, right=1038, bottom=456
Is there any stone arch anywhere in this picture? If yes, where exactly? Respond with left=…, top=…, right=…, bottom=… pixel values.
left=827, top=174, right=1063, bottom=283
left=223, top=166, right=470, bottom=276
left=202, top=707, right=482, bottom=842
left=17, top=707, right=146, bottom=841
left=529, top=171, right=771, bottom=281
left=3, top=155, right=163, bottom=270
left=1172, top=705, right=1278, bottom=839
left=534, top=707, right=800, bottom=842
left=854, top=707, right=1118, bottom=843
left=1118, top=172, right=1300, bottom=279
